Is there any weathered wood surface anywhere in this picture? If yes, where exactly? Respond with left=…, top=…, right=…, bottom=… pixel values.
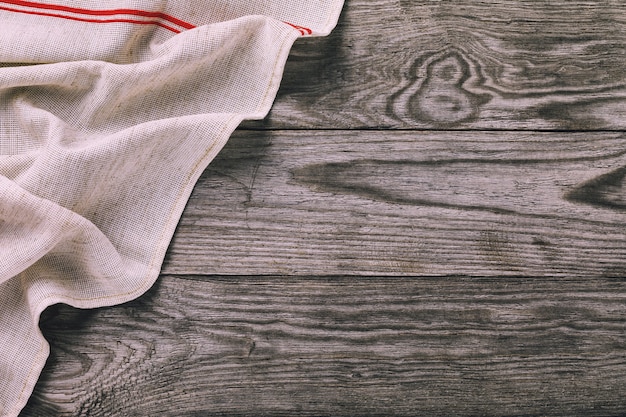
left=23, top=277, right=626, bottom=416
left=24, top=0, right=626, bottom=415
left=162, top=130, right=626, bottom=277
left=243, top=0, right=626, bottom=130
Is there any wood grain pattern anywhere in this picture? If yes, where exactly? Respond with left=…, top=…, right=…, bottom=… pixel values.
left=241, top=0, right=626, bottom=130
left=162, top=130, right=626, bottom=277
left=24, top=276, right=626, bottom=416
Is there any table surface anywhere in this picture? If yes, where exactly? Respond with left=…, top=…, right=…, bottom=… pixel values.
left=24, top=1, right=626, bottom=415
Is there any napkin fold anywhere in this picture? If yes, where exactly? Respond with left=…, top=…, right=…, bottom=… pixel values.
left=0, top=1, right=343, bottom=415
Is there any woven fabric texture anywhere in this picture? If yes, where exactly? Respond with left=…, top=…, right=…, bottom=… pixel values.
left=0, top=1, right=344, bottom=415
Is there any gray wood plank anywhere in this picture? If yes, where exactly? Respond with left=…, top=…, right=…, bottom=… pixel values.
left=242, top=0, right=626, bottom=130
left=25, top=275, right=626, bottom=416
left=162, top=129, right=626, bottom=277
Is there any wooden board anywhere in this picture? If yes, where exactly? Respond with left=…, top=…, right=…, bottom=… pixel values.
left=23, top=276, right=626, bottom=416
left=162, top=130, right=626, bottom=277
left=242, top=0, right=626, bottom=130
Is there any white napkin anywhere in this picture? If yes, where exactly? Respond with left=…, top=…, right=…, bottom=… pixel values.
left=0, top=1, right=343, bottom=414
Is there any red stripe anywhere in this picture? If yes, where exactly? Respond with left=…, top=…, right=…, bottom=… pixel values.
left=284, top=22, right=312, bottom=36
left=0, top=0, right=195, bottom=30
left=0, top=4, right=183, bottom=32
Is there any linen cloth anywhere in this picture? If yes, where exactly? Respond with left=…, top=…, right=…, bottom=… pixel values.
left=0, top=1, right=344, bottom=415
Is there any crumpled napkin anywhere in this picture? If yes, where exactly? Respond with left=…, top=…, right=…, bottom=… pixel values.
left=0, top=1, right=343, bottom=414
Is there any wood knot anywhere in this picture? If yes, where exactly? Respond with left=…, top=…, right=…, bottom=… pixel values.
left=565, top=165, right=626, bottom=211
left=392, top=51, right=489, bottom=126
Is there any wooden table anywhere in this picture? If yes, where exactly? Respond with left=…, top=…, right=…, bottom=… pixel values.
left=24, top=1, right=626, bottom=415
